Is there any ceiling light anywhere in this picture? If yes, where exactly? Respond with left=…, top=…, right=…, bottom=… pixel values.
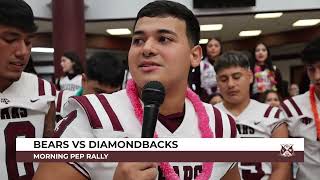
left=106, top=28, right=131, bottom=35
left=199, top=39, right=209, bottom=44
left=293, top=19, right=320, bottom=27
left=255, top=12, right=283, bottom=19
left=200, top=24, right=223, bottom=31
left=239, top=30, right=262, bottom=37
left=31, top=47, right=54, bottom=53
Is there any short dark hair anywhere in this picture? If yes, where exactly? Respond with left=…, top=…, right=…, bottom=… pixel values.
left=0, top=0, right=37, bottom=32
left=86, top=52, right=125, bottom=88
left=302, top=37, right=320, bottom=65
left=134, top=0, right=200, bottom=46
left=214, top=51, right=250, bottom=73
left=63, top=52, right=83, bottom=75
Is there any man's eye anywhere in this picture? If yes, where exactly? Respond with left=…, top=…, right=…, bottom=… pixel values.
left=132, top=38, right=144, bottom=45
left=159, top=36, right=171, bottom=43
left=1, top=37, right=17, bottom=44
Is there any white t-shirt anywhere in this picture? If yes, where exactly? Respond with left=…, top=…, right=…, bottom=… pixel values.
left=59, top=75, right=82, bottom=91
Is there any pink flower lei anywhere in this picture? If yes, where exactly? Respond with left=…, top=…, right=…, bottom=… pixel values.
left=126, top=79, right=214, bottom=180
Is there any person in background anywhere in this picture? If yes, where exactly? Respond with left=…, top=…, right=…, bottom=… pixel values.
left=0, top=0, right=56, bottom=179
left=250, top=42, right=284, bottom=102
left=214, top=51, right=291, bottom=180
left=189, top=37, right=223, bottom=102
left=55, top=52, right=126, bottom=120
left=281, top=37, right=320, bottom=180
left=208, top=92, right=223, bottom=105
left=289, top=83, right=300, bottom=97
left=80, top=52, right=125, bottom=95
left=57, top=51, right=83, bottom=91
left=34, top=1, right=240, bottom=179
left=263, top=90, right=282, bottom=107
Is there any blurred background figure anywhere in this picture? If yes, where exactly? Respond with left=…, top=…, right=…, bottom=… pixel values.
left=208, top=93, right=223, bottom=105
left=189, top=37, right=222, bottom=102
left=262, top=90, right=282, bottom=107
left=56, top=51, right=83, bottom=91
left=289, top=83, right=300, bottom=97
left=81, top=52, right=125, bottom=95
left=55, top=52, right=126, bottom=121
left=250, top=42, right=284, bottom=101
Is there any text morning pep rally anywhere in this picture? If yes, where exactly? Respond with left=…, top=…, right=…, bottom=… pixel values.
left=34, top=139, right=179, bottom=149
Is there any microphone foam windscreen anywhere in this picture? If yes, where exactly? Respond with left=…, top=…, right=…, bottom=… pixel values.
left=142, top=81, right=165, bottom=105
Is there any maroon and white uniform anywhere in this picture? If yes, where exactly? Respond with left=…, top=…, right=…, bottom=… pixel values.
left=0, top=72, right=55, bottom=180
left=282, top=92, right=320, bottom=180
left=54, top=90, right=237, bottom=180
left=215, top=100, right=286, bottom=180
left=55, top=90, right=76, bottom=119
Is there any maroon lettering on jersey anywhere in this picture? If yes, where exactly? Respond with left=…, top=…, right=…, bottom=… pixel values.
left=263, top=106, right=274, bottom=118
left=73, top=96, right=103, bottom=129
left=5, top=121, right=35, bottom=179
left=227, top=115, right=237, bottom=138
left=56, top=91, right=64, bottom=113
left=288, top=97, right=303, bottom=116
left=212, top=106, right=223, bottom=138
left=183, top=166, right=193, bottom=180
left=241, top=162, right=265, bottom=180
left=96, top=94, right=124, bottom=131
left=158, top=165, right=203, bottom=180
left=280, top=102, right=293, bottom=117
left=301, top=117, right=312, bottom=125
left=50, top=82, right=57, bottom=96
left=194, top=165, right=202, bottom=178
left=274, top=109, right=281, bottom=119
left=38, top=78, right=45, bottom=96
left=53, top=110, right=77, bottom=138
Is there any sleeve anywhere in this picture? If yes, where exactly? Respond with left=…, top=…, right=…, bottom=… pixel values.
left=53, top=102, right=94, bottom=139
left=52, top=98, right=95, bottom=179
left=261, top=106, right=288, bottom=135
left=209, top=105, right=238, bottom=138
left=280, top=98, right=303, bottom=137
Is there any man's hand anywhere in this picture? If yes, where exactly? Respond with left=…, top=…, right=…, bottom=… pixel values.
left=113, top=162, right=158, bottom=180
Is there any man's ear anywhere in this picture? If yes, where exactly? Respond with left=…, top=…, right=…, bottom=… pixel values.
left=190, top=45, right=202, bottom=68
left=81, top=73, right=87, bottom=87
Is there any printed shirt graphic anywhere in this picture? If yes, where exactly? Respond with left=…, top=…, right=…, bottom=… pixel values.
left=282, top=91, right=320, bottom=180
left=59, top=74, right=82, bottom=91
left=0, top=72, right=55, bottom=180
left=55, top=90, right=237, bottom=180
left=215, top=100, right=286, bottom=180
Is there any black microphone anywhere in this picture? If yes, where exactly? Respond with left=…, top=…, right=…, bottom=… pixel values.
left=141, top=81, right=165, bottom=138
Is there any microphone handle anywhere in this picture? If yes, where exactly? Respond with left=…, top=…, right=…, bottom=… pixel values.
left=141, top=104, right=159, bottom=138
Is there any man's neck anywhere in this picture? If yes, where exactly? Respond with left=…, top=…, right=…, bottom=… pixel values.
left=223, top=97, right=251, bottom=117
left=0, top=78, right=13, bottom=93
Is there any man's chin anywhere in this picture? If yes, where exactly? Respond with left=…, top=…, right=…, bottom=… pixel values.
left=7, top=72, right=23, bottom=82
